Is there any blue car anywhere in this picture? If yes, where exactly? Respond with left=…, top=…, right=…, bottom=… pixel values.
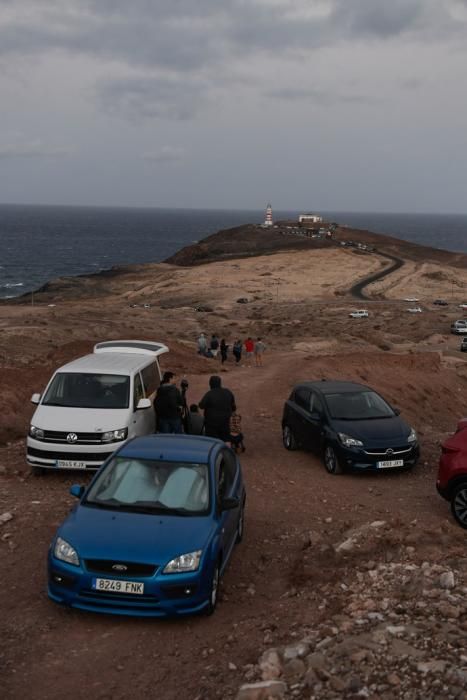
left=48, top=435, right=246, bottom=617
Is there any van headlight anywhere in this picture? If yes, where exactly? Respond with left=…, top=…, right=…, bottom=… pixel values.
left=29, top=425, right=44, bottom=440
left=54, top=536, right=80, bottom=566
left=338, top=433, right=363, bottom=448
left=407, top=428, right=417, bottom=444
left=101, top=428, right=128, bottom=443
left=163, top=550, right=202, bottom=574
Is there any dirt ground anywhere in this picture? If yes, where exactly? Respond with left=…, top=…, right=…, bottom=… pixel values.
left=1, top=235, right=467, bottom=699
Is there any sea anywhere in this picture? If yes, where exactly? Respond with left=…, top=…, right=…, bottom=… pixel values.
left=0, top=205, right=466, bottom=300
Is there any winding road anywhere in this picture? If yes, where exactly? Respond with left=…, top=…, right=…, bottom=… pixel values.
left=350, top=250, right=405, bottom=300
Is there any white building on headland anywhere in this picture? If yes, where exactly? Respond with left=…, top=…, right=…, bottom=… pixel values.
left=264, top=203, right=273, bottom=226
left=299, top=213, right=322, bottom=224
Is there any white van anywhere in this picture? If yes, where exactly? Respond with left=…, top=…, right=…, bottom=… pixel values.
left=27, top=340, right=168, bottom=474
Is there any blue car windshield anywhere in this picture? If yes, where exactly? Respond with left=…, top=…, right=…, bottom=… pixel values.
left=42, top=373, right=130, bottom=409
left=325, top=391, right=395, bottom=420
left=85, top=457, right=210, bottom=515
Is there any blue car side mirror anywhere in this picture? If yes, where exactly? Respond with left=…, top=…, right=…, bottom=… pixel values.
left=221, top=496, right=239, bottom=511
left=69, top=484, right=85, bottom=499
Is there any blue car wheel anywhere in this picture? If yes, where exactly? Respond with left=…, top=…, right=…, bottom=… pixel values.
left=324, top=444, right=343, bottom=475
left=204, top=563, right=220, bottom=616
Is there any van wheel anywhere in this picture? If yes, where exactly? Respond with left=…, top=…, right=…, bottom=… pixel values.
left=32, top=466, right=46, bottom=476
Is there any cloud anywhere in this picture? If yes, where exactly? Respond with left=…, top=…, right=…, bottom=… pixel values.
left=96, top=76, right=208, bottom=120
left=265, top=86, right=380, bottom=105
left=141, top=145, right=186, bottom=163
left=1, top=0, right=467, bottom=121
left=0, top=139, right=75, bottom=159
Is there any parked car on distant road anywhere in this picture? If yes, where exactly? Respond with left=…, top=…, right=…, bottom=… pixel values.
left=282, top=380, right=419, bottom=475
left=437, top=419, right=467, bottom=529
left=433, top=299, right=449, bottom=306
left=349, top=309, right=369, bottom=318
left=404, top=297, right=419, bottom=303
left=407, top=307, right=423, bottom=313
left=459, top=303, right=467, bottom=309
left=47, top=434, right=246, bottom=616
left=451, top=320, right=467, bottom=335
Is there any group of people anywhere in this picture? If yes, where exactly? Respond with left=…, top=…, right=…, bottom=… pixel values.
left=197, top=334, right=266, bottom=367
left=153, top=371, right=244, bottom=452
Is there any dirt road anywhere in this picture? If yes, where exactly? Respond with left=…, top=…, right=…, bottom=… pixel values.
left=1, top=348, right=462, bottom=700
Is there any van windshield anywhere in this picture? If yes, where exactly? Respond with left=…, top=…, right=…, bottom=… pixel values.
left=42, top=373, right=130, bottom=409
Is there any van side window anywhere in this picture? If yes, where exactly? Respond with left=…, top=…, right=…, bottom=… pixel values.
left=310, top=392, right=324, bottom=416
left=133, top=373, right=144, bottom=410
left=295, top=387, right=311, bottom=411
left=141, top=362, right=158, bottom=397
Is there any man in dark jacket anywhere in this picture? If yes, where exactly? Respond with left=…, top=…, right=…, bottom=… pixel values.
left=154, top=371, right=184, bottom=433
left=198, top=375, right=236, bottom=443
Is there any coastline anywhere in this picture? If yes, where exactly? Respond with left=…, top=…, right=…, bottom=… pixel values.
left=4, top=221, right=467, bottom=305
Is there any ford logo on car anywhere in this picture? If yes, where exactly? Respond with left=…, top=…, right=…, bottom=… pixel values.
left=66, top=433, right=78, bottom=443
left=112, top=564, right=128, bottom=572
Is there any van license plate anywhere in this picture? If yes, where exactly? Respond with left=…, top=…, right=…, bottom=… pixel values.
left=377, top=459, right=404, bottom=469
left=92, top=578, right=144, bottom=595
left=56, top=460, right=87, bottom=469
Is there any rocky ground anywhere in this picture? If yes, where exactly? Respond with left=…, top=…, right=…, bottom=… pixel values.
left=1, top=225, right=466, bottom=699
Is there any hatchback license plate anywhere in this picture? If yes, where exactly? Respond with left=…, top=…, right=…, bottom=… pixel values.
left=377, top=459, right=404, bottom=469
left=56, top=460, right=87, bottom=469
left=92, top=578, right=144, bottom=595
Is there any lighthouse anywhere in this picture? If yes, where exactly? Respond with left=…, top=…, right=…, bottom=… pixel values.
left=264, top=203, right=273, bottom=227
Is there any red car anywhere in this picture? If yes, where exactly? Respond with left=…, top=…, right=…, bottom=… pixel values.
left=437, top=419, right=467, bottom=528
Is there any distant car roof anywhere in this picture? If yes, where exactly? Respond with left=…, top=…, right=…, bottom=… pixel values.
left=294, top=380, right=371, bottom=395
left=118, top=434, right=224, bottom=462
left=57, top=352, right=156, bottom=375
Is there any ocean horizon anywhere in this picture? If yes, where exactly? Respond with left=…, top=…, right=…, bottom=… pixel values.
left=1, top=204, right=466, bottom=300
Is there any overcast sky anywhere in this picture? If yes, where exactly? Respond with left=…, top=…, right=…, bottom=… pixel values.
left=1, top=0, right=467, bottom=212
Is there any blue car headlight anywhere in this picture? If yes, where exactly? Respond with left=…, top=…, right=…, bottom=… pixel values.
left=163, top=550, right=202, bottom=574
left=407, top=428, right=417, bottom=444
left=338, top=432, right=363, bottom=448
left=54, top=536, right=80, bottom=566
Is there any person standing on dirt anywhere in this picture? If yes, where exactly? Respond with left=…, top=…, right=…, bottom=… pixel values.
left=220, top=338, right=228, bottom=364
left=254, top=338, right=266, bottom=367
left=197, top=333, right=207, bottom=355
left=153, top=371, right=184, bottom=433
left=198, top=375, right=236, bottom=444
left=233, top=339, right=242, bottom=364
left=210, top=334, right=220, bottom=357
left=244, top=337, right=254, bottom=367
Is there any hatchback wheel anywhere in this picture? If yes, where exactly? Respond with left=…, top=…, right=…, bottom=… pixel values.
left=236, top=502, right=245, bottom=543
left=205, top=563, right=220, bottom=615
left=451, top=482, right=467, bottom=529
left=324, top=444, right=343, bottom=475
left=282, top=424, right=298, bottom=451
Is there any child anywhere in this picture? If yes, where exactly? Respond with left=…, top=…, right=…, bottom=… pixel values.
left=187, top=404, right=205, bottom=435
left=229, top=411, right=245, bottom=453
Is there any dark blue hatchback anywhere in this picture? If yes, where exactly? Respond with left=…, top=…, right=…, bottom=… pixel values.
left=282, top=380, right=419, bottom=474
left=48, top=435, right=246, bottom=617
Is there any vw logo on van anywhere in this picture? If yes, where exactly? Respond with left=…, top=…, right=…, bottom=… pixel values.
left=66, top=433, right=78, bottom=443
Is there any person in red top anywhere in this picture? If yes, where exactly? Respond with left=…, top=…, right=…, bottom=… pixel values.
left=244, top=337, right=255, bottom=367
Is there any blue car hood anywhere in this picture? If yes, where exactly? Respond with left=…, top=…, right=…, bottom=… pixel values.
left=332, top=416, right=411, bottom=446
left=58, top=505, right=214, bottom=565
